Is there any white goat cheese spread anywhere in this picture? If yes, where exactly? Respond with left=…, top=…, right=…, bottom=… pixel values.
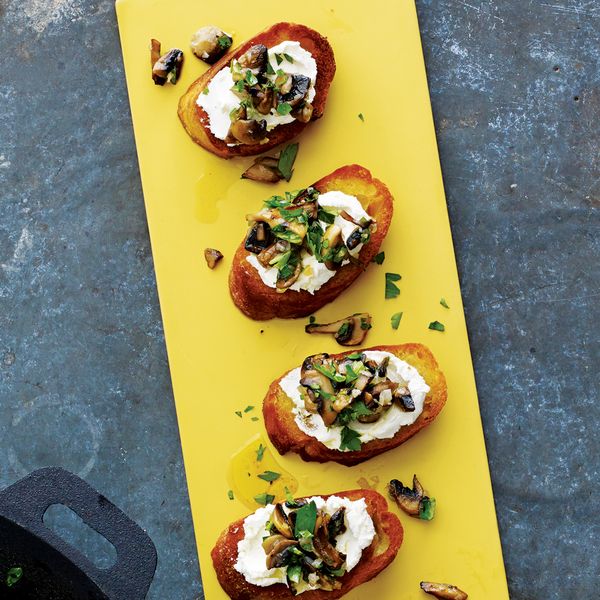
left=234, top=496, right=375, bottom=592
left=280, top=351, right=430, bottom=450
left=246, top=190, right=371, bottom=294
left=197, top=40, right=317, bottom=140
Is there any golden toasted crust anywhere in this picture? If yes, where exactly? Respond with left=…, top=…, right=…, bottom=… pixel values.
left=229, top=165, right=394, bottom=320
left=263, top=344, right=447, bottom=466
left=178, top=22, right=336, bottom=158
left=211, top=489, right=403, bottom=600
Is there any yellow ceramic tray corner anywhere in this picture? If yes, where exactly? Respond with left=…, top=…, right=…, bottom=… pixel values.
left=116, top=1, right=509, bottom=598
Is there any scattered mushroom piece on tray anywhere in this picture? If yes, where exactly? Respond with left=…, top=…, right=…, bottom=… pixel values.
left=204, top=248, right=223, bottom=269
left=241, top=143, right=300, bottom=183
left=190, top=26, right=232, bottom=64
left=305, top=313, right=372, bottom=346
left=388, top=475, right=436, bottom=520
left=420, top=581, right=468, bottom=600
left=150, top=40, right=184, bottom=85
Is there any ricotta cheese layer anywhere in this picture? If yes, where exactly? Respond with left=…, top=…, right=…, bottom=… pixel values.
left=246, top=190, right=371, bottom=294
left=280, top=350, right=431, bottom=450
left=197, top=40, right=317, bottom=141
left=234, top=495, right=375, bottom=592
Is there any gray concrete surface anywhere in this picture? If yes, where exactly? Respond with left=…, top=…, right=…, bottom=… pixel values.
left=0, top=1, right=598, bottom=599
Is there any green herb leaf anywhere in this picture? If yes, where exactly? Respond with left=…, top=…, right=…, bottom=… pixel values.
left=294, top=501, right=318, bottom=537
left=428, top=320, right=445, bottom=332
left=233, top=79, right=245, bottom=93
left=385, top=272, right=402, bottom=299
left=272, top=224, right=303, bottom=245
left=340, top=426, right=362, bottom=452
left=337, top=321, right=351, bottom=338
left=256, top=443, right=265, bottom=462
left=6, top=567, right=23, bottom=588
left=265, top=61, right=276, bottom=75
left=244, top=70, right=258, bottom=86
left=419, top=497, right=436, bottom=520
left=167, top=69, right=178, bottom=84
left=284, top=486, right=295, bottom=503
left=372, top=251, right=385, bottom=265
left=217, top=35, right=232, bottom=50
left=254, top=492, right=275, bottom=506
left=227, top=490, right=234, bottom=500
left=346, top=352, right=363, bottom=360
left=305, top=222, right=324, bottom=261
left=283, top=52, right=294, bottom=63
left=440, top=298, right=450, bottom=309
left=309, top=315, right=316, bottom=324
left=235, top=411, right=242, bottom=418
left=202, top=87, right=210, bottom=95
left=251, top=416, right=259, bottom=421
left=258, top=470, right=281, bottom=482
left=358, top=113, right=365, bottom=122
left=277, top=143, right=299, bottom=182
left=275, top=53, right=283, bottom=65
left=277, top=102, right=293, bottom=116
left=314, top=363, right=345, bottom=383
left=391, top=312, right=403, bottom=330
left=244, top=405, right=254, bottom=413
left=360, top=317, right=372, bottom=330
left=287, top=564, right=302, bottom=583
left=345, top=363, right=359, bottom=384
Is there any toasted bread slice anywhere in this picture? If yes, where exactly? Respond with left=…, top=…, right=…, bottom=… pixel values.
left=211, top=489, right=402, bottom=599
left=263, top=344, right=447, bottom=466
left=229, top=164, right=394, bottom=320
left=178, top=22, right=336, bottom=158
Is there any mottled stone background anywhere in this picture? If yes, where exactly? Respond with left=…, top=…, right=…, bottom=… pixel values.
left=0, top=1, right=598, bottom=598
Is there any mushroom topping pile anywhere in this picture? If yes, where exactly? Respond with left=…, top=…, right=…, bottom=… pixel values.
left=261, top=498, right=349, bottom=594
left=305, top=313, right=372, bottom=346
left=388, top=475, right=436, bottom=521
left=299, top=352, right=414, bottom=438
left=244, top=189, right=375, bottom=292
left=420, top=581, right=468, bottom=600
left=224, top=44, right=314, bottom=144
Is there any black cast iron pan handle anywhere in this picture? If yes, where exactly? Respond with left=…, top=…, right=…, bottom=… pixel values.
left=0, top=467, right=157, bottom=600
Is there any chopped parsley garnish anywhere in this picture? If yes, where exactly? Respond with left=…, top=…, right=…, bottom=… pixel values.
left=419, top=497, right=436, bottom=520
left=336, top=401, right=371, bottom=426
left=337, top=321, right=352, bottom=339
left=277, top=102, right=293, bottom=116
left=372, top=251, right=385, bottom=264
left=6, top=567, right=23, bottom=588
left=265, top=61, right=276, bottom=75
left=358, top=113, right=365, bottom=122
left=256, top=443, right=266, bottom=462
left=233, top=79, right=245, bottom=93
left=340, top=426, right=362, bottom=451
left=251, top=416, right=259, bottom=421
left=258, top=470, right=281, bottom=482
left=254, top=492, right=275, bottom=506
left=309, top=315, right=316, bottom=324
left=244, top=70, right=258, bottom=86
left=272, top=224, right=303, bottom=245
left=346, top=352, right=363, bottom=359
left=314, top=363, right=345, bottom=383
left=264, top=195, right=290, bottom=209
left=217, top=35, right=231, bottom=50
left=360, top=317, right=372, bottom=330
left=283, top=52, right=294, bottom=63
left=391, top=312, right=403, bottom=329
left=244, top=405, right=254, bottom=413
left=294, top=500, right=318, bottom=537
left=306, top=222, right=324, bottom=260
left=287, top=564, right=302, bottom=583
left=428, top=320, right=445, bottom=332
left=227, top=490, right=234, bottom=500
left=317, top=206, right=338, bottom=224
left=275, top=53, right=284, bottom=65
left=385, top=272, right=402, bottom=299
left=202, top=87, right=210, bottom=95
left=235, top=411, right=242, bottom=418
left=277, top=143, right=299, bottom=182
left=440, top=298, right=450, bottom=309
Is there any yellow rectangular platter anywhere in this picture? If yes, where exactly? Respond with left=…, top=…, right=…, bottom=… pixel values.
left=116, top=1, right=509, bottom=598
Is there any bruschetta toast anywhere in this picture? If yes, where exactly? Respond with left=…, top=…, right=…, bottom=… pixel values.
left=229, top=164, right=394, bottom=320
left=211, top=489, right=402, bottom=599
left=263, top=344, right=447, bottom=466
left=178, top=22, right=336, bottom=157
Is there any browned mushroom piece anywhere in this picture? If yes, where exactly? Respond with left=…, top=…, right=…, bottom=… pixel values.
left=253, top=87, right=276, bottom=115
left=271, top=503, right=294, bottom=538
left=242, top=156, right=282, bottom=183
left=302, top=386, right=321, bottom=414
left=322, top=224, right=343, bottom=270
left=292, top=102, right=314, bottom=123
left=332, top=389, right=353, bottom=413
left=152, top=48, right=184, bottom=86
left=238, top=44, right=268, bottom=70
left=229, top=119, right=268, bottom=144
left=276, top=261, right=302, bottom=291
left=204, top=248, right=223, bottom=269
left=389, top=475, right=436, bottom=521
left=245, top=222, right=273, bottom=254
left=190, top=26, right=232, bottom=64
left=150, top=39, right=161, bottom=74
left=313, top=516, right=345, bottom=569
left=356, top=401, right=385, bottom=423
left=279, top=74, right=311, bottom=108
left=300, top=358, right=337, bottom=426
left=305, top=313, right=372, bottom=347
left=420, top=581, right=468, bottom=600
left=327, top=508, right=347, bottom=539
left=256, top=240, right=289, bottom=268
left=265, top=537, right=299, bottom=569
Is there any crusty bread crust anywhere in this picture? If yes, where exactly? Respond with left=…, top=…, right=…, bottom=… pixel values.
left=263, top=344, right=447, bottom=466
left=211, top=489, right=402, bottom=600
left=178, top=22, right=336, bottom=158
left=229, top=164, right=394, bottom=320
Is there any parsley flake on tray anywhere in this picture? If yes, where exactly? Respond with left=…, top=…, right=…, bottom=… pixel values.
left=391, top=311, right=403, bottom=330
left=385, top=272, right=402, bottom=299
left=258, top=470, right=281, bottom=482
left=428, top=320, right=445, bottom=332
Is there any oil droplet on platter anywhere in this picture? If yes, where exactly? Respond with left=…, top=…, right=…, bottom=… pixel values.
left=228, top=434, right=298, bottom=509
left=195, top=173, right=229, bottom=224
